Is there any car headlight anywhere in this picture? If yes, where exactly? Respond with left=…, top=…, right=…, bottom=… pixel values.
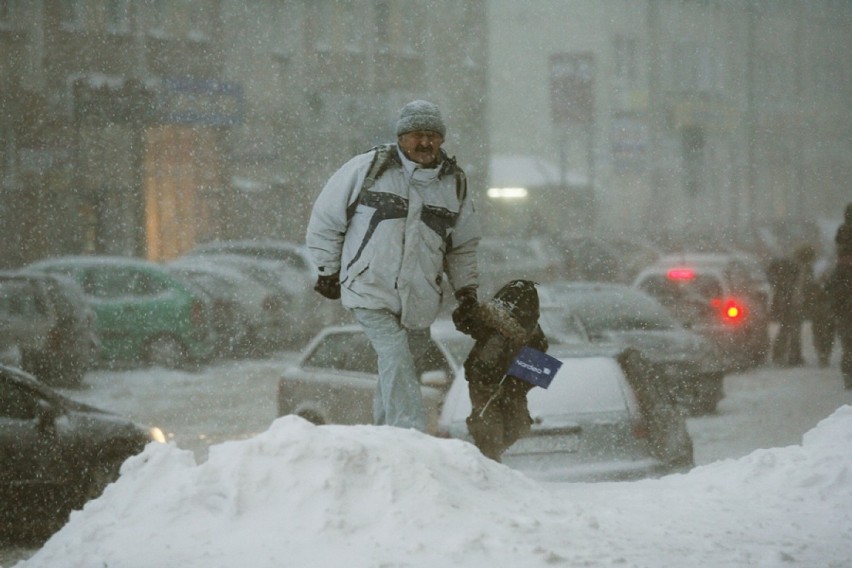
left=149, top=426, right=167, bottom=444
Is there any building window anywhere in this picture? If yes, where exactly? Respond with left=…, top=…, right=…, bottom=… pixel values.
left=0, top=0, right=13, bottom=26
left=149, top=0, right=166, bottom=34
left=106, top=0, right=130, bottom=34
left=188, top=0, right=211, bottom=41
left=374, top=0, right=420, bottom=54
left=60, top=0, right=85, bottom=31
left=271, top=1, right=299, bottom=55
left=614, top=35, right=638, bottom=86
left=671, top=41, right=722, bottom=94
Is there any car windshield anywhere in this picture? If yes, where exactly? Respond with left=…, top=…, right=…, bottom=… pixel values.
left=538, top=307, right=588, bottom=345
left=559, top=289, right=679, bottom=334
left=638, top=274, right=723, bottom=302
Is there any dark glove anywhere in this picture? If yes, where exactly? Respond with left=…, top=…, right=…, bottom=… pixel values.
left=314, top=272, right=341, bottom=300
left=452, top=286, right=480, bottom=335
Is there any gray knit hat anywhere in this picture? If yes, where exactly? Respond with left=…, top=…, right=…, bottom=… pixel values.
left=395, top=100, right=446, bottom=137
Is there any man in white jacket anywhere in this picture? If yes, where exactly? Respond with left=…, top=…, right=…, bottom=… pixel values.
left=306, top=100, right=481, bottom=431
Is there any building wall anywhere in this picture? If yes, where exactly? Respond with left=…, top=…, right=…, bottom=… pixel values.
left=220, top=0, right=489, bottom=244
left=487, top=0, right=851, bottom=244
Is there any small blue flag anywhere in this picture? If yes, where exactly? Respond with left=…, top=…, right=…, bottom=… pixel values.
left=506, top=347, right=563, bottom=389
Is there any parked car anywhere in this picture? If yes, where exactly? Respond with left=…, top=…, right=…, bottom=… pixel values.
left=0, top=270, right=99, bottom=386
left=538, top=282, right=726, bottom=414
left=0, top=364, right=165, bottom=539
left=27, top=256, right=216, bottom=368
left=633, top=257, right=771, bottom=369
left=184, top=240, right=349, bottom=345
left=438, top=346, right=694, bottom=482
left=167, top=257, right=291, bottom=357
left=186, top=238, right=316, bottom=276
left=556, top=235, right=624, bottom=283
left=654, top=251, right=771, bottom=308
left=0, top=276, right=46, bottom=373
left=476, top=236, right=565, bottom=298
left=276, top=324, right=459, bottom=434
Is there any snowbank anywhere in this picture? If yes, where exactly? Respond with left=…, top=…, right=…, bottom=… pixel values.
left=17, top=406, right=852, bottom=568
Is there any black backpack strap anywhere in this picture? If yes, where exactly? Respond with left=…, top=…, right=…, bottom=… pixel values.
left=346, top=144, right=398, bottom=222
left=441, top=153, right=467, bottom=203
left=345, top=145, right=467, bottom=221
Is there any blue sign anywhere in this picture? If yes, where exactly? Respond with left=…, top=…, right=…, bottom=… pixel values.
left=506, top=347, right=562, bottom=389
left=161, top=78, right=245, bottom=126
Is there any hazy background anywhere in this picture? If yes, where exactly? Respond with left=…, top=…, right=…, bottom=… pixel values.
left=1, top=1, right=849, bottom=267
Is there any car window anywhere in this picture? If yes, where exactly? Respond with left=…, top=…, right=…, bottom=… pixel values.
left=303, top=332, right=377, bottom=374
left=539, top=307, right=587, bottom=345
left=0, top=380, right=38, bottom=420
left=0, top=281, right=45, bottom=317
left=436, top=335, right=474, bottom=365
left=569, top=291, right=678, bottom=334
left=639, top=274, right=722, bottom=301
left=416, top=339, right=453, bottom=377
left=303, top=331, right=450, bottom=378
left=84, top=267, right=169, bottom=298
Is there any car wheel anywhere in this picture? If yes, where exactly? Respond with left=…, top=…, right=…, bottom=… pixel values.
left=145, top=336, right=186, bottom=368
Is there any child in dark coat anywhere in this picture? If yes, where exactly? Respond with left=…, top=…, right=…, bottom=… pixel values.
left=453, top=279, right=548, bottom=462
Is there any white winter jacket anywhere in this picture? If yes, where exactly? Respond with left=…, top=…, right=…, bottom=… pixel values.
left=306, top=145, right=480, bottom=329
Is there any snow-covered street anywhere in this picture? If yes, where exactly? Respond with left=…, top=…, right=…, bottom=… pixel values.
left=4, top=325, right=852, bottom=567
left=49, top=329, right=852, bottom=468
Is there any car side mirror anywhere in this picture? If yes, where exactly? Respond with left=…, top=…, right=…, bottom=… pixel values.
left=421, top=369, right=450, bottom=389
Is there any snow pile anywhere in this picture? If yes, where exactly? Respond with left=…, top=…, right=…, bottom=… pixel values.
left=17, top=406, right=852, bottom=568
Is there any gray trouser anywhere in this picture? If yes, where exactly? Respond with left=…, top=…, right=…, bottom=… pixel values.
left=353, top=308, right=430, bottom=431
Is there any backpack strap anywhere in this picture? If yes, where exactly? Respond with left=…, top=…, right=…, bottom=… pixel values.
left=345, top=144, right=467, bottom=221
left=346, top=144, right=398, bottom=222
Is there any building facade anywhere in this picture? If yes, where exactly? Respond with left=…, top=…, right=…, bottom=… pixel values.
left=486, top=0, right=851, bottom=247
left=0, top=0, right=488, bottom=267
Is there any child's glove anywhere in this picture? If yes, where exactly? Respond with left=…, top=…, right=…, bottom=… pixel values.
left=452, top=286, right=480, bottom=335
left=314, top=272, right=341, bottom=300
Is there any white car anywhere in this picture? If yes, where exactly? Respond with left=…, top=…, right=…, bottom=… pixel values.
left=276, top=324, right=461, bottom=434
left=438, top=346, right=694, bottom=482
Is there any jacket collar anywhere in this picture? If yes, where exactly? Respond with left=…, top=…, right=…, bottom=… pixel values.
left=396, top=145, right=445, bottom=181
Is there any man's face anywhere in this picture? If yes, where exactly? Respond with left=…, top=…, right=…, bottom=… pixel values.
left=398, top=131, right=444, bottom=167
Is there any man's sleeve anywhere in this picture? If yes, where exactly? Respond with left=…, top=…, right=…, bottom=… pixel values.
left=445, top=182, right=481, bottom=292
left=305, top=154, right=371, bottom=276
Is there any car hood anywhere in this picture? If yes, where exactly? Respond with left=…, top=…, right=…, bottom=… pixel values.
left=598, top=329, right=722, bottom=369
left=54, top=392, right=158, bottom=445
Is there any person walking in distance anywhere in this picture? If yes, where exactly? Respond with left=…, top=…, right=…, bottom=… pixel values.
left=305, top=100, right=481, bottom=430
left=827, top=203, right=852, bottom=388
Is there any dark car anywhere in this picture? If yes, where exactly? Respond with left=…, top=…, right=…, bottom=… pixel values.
left=0, top=364, right=164, bottom=539
left=27, top=256, right=216, bottom=368
left=0, top=270, right=99, bottom=386
left=633, top=255, right=771, bottom=369
left=538, top=282, right=726, bottom=414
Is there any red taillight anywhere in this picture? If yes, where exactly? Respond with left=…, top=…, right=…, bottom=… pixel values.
left=711, top=298, right=746, bottom=323
left=667, top=268, right=695, bottom=280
